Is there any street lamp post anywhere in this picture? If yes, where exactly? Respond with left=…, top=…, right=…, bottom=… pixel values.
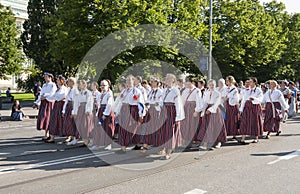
left=208, top=0, right=213, bottom=80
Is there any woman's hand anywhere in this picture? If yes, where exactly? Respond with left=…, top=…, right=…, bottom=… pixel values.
left=193, top=112, right=199, bottom=117
left=206, top=110, right=211, bottom=115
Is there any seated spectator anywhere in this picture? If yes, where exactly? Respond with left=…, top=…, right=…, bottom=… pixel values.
left=6, top=88, right=14, bottom=102
left=11, top=100, right=25, bottom=121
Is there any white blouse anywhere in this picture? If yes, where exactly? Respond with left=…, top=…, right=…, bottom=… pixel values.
left=239, top=87, right=263, bottom=112
left=224, top=85, right=239, bottom=106
left=147, top=88, right=163, bottom=105
left=181, top=86, right=203, bottom=112
left=34, top=81, right=57, bottom=105
left=160, top=87, right=185, bottom=122
left=72, top=89, right=94, bottom=115
left=62, top=87, right=79, bottom=114
left=137, top=84, right=148, bottom=102
left=201, top=89, right=222, bottom=117
left=96, top=90, right=114, bottom=116
left=54, top=85, right=68, bottom=101
left=262, top=89, right=289, bottom=110
left=117, top=87, right=145, bottom=117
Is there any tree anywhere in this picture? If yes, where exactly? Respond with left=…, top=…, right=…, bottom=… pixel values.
left=21, top=0, right=60, bottom=75
left=0, top=4, right=23, bottom=79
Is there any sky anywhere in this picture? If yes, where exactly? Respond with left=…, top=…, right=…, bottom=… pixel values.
left=260, top=0, right=300, bottom=13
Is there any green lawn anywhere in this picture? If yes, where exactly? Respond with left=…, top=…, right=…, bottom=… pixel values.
left=1, top=93, right=35, bottom=102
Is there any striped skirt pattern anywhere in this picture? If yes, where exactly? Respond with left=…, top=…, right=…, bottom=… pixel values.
left=240, top=101, right=263, bottom=136
left=141, top=105, right=160, bottom=145
left=63, top=101, right=78, bottom=137
left=37, top=100, right=54, bottom=131
left=92, top=105, right=115, bottom=146
left=197, top=105, right=227, bottom=144
left=75, top=102, right=94, bottom=139
left=156, top=103, right=182, bottom=150
left=225, top=101, right=240, bottom=136
left=181, top=101, right=199, bottom=142
left=118, top=104, right=140, bottom=147
left=264, top=102, right=282, bottom=133
left=48, top=101, right=65, bottom=136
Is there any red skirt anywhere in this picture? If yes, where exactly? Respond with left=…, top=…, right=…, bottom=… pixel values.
left=92, top=105, right=115, bottom=146
left=48, top=101, right=65, bottom=136
left=197, top=105, right=227, bottom=144
left=181, top=101, right=199, bottom=142
left=118, top=104, right=140, bottom=147
left=63, top=101, right=79, bottom=137
left=225, top=101, right=240, bottom=136
left=75, top=102, right=94, bottom=139
left=156, top=103, right=182, bottom=150
left=240, top=101, right=263, bottom=136
left=263, top=102, right=282, bottom=133
left=37, top=100, right=54, bottom=131
left=141, top=105, right=161, bottom=145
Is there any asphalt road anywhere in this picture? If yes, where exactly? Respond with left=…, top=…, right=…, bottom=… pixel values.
left=0, top=111, right=299, bottom=194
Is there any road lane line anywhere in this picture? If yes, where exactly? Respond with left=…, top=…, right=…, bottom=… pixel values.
left=268, top=149, right=300, bottom=165
left=184, top=188, right=207, bottom=194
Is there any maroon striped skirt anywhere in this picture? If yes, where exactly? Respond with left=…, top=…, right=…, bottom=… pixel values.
left=48, top=101, right=65, bottom=136
left=37, top=100, right=54, bottom=131
left=141, top=105, right=161, bottom=145
left=240, top=101, right=263, bottom=136
left=75, top=102, right=94, bottom=139
left=63, top=101, right=78, bottom=137
left=118, top=104, right=140, bottom=147
left=197, top=105, right=227, bottom=144
left=181, top=101, right=199, bottom=142
left=92, top=105, right=115, bottom=146
left=225, top=101, right=240, bottom=136
left=156, top=103, right=182, bottom=150
left=264, top=102, right=282, bottom=133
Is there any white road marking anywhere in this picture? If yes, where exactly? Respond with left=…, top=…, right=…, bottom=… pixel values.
left=184, top=188, right=207, bottom=194
left=268, top=149, right=300, bottom=165
left=0, top=151, right=113, bottom=175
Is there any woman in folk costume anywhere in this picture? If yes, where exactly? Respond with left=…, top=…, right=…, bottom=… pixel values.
left=91, top=82, right=101, bottom=114
left=112, top=83, right=126, bottom=137
left=62, top=77, right=79, bottom=146
left=90, top=79, right=115, bottom=151
left=140, top=76, right=163, bottom=153
left=116, top=75, right=145, bottom=153
left=239, top=77, right=263, bottom=144
left=72, top=80, right=94, bottom=145
left=198, top=79, right=227, bottom=150
left=181, top=77, right=202, bottom=149
left=158, top=74, right=184, bottom=160
left=47, top=75, right=69, bottom=143
left=279, top=81, right=292, bottom=123
left=262, top=80, right=289, bottom=139
left=33, top=72, right=57, bottom=141
left=224, top=76, right=240, bottom=140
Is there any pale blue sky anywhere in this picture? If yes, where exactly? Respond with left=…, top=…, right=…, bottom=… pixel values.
left=260, top=0, right=299, bottom=13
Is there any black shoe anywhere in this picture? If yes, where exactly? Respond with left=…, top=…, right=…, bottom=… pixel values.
left=238, top=141, right=248, bottom=145
left=132, top=145, right=142, bottom=150
left=265, top=135, right=270, bottom=139
left=42, top=136, right=50, bottom=141
left=46, top=140, right=55, bottom=143
left=252, top=140, right=259, bottom=143
left=276, top=131, right=281, bottom=136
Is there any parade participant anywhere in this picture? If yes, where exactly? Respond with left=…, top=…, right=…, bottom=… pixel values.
left=238, top=80, right=245, bottom=93
left=181, top=77, right=202, bottom=148
left=158, top=73, right=184, bottom=160
left=133, top=76, right=147, bottom=150
left=47, top=75, right=68, bottom=143
left=112, top=83, right=126, bottom=138
left=178, top=78, right=186, bottom=95
left=62, top=77, right=79, bottom=146
left=198, top=79, right=227, bottom=150
left=288, top=81, right=298, bottom=118
left=239, top=77, right=263, bottom=144
left=91, top=82, right=101, bottom=114
left=116, top=75, right=144, bottom=153
left=224, top=76, right=240, bottom=140
left=197, top=80, right=206, bottom=97
left=90, top=79, right=115, bottom=151
left=72, top=80, right=94, bottom=145
left=33, top=72, right=57, bottom=141
left=141, top=76, right=163, bottom=153
left=141, top=80, right=151, bottom=95
left=216, top=78, right=227, bottom=120
left=262, top=80, right=289, bottom=139
left=279, top=81, right=292, bottom=123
